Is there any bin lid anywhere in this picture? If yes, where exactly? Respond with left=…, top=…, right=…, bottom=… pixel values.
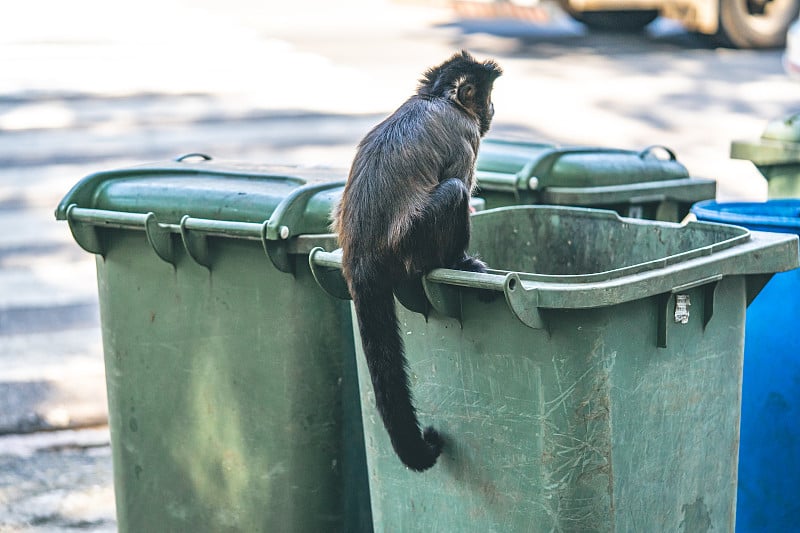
left=55, top=154, right=346, bottom=271
left=475, top=138, right=714, bottom=205
left=476, top=138, right=690, bottom=188
left=55, top=154, right=345, bottom=236
left=691, top=199, right=800, bottom=235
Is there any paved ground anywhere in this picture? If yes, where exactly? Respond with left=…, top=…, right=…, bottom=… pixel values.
left=1, top=0, right=797, bottom=530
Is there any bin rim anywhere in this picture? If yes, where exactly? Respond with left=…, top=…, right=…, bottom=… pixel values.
left=691, top=199, right=800, bottom=233
left=310, top=205, right=799, bottom=330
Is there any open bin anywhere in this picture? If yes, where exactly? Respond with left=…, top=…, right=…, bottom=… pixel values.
left=475, top=138, right=716, bottom=221
left=731, top=112, right=800, bottom=198
left=692, top=199, right=800, bottom=533
left=55, top=155, right=371, bottom=532
left=310, top=205, right=798, bottom=532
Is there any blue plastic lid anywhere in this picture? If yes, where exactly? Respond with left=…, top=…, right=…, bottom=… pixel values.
left=691, top=199, right=800, bottom=235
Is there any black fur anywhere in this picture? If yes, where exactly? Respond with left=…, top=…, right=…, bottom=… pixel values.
left=333, top=51, right=502, bottom=472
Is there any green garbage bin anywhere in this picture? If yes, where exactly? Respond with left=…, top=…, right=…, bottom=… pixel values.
left=55, top=155, right=371, bottom=532
left=310, top=205, right=798, bottom=533
left=731, top=112, right=800, bottom=197
left=475, top=138, right=716, bottom=221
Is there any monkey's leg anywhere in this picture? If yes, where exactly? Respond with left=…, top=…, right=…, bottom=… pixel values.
left=414, top=178, right=499, bottom=302
left=404, top=178, right=477, bottom=269
left=404, top=179, right=496, bottom=306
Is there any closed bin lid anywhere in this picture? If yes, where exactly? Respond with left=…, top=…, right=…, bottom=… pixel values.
left=55, top=154, right=346, bottom=271
left=691, top=199, right=800, bottom=236
left=475, top=138, right=715, bottom=204
left=56, top=155, right=344, bottom=229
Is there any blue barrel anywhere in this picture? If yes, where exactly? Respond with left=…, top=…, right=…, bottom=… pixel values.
left=691, top=199, right=800, bottom=532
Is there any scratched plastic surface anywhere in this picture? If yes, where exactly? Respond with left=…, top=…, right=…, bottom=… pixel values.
left=341, top=206, right=799, bottom=533
left=56, top=159, right=372, bottom=533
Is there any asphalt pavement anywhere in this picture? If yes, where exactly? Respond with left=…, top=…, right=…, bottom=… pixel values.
left=1, top=0, right=797, bottom=530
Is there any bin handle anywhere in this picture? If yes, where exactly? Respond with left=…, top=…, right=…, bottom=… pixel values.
left=639, top=145, right=677, bottom=161
left=180, top=215, right=211, bottom=268
left=262, top=181, right=346, bottom=273
left=308, top=248, right=352, bottom=300
left=65, top=204, right=106, bottom=256
left=144, top=212, right=176, bottom=265
left=175, top=153, right=213, bottom=162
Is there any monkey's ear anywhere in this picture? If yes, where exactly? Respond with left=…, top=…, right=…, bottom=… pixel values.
left=457, top=83, right=475, bottom=107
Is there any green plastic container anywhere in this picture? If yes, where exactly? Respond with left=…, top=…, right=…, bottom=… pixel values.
left=475, top=138, right=716, bottom=221
left=310, top=205, right=798, bottom=533
left=55, top=154, right=371, bottom=532
left=731, top=112, right=800, bottom=197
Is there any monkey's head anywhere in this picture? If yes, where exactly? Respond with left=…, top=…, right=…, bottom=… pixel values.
left=418, top=50, right=503, bottom=136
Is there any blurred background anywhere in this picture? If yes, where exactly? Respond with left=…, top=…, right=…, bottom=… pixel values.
left=0, top=0, right=797, bottom=530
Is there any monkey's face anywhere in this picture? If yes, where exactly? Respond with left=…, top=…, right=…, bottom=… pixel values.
left=418, top=51, right=502, bottom=136
left=477, top=88, right=496, bottom=137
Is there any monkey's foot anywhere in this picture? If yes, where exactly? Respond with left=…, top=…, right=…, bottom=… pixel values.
left=453, top=255, right=499, bottom=302
left=453, top=254, right=488, bottom=273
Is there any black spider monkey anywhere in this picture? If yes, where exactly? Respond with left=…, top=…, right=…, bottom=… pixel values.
left=332, top=51, right=502, bottom=472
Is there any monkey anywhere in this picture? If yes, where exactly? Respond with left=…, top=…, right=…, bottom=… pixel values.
left=332, top=51, right=502, bottom=472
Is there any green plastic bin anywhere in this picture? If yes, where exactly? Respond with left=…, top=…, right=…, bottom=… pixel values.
left=310, top=205, right=798, bottom=533
left=55, top=155, right=371, bottom=532
left=731, top=112, right=800, bottom=197
left=475, top=138, right=716, bottom=221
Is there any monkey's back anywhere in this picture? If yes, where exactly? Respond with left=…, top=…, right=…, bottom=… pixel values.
left=335, top=95, right=480, bottom=268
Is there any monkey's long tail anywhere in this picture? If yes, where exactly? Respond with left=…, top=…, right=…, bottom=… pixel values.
left=349, top=269, right=442, bottom=472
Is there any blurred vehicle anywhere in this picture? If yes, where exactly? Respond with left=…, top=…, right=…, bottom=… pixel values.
left=785, top=16, right=800, bottom=76
left=452, top=0, right=800, bottom=48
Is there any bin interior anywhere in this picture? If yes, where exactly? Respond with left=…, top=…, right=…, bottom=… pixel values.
left=470, top=206, right=748, bottom=278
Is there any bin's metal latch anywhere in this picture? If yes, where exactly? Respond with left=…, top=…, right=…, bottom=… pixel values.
left=674, top=294, right=691, bottom=324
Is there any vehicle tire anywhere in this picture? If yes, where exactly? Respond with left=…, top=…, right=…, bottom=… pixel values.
left=717, top=0, right=800, bottom=48
left=565, top=9, right=660, bottom=31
